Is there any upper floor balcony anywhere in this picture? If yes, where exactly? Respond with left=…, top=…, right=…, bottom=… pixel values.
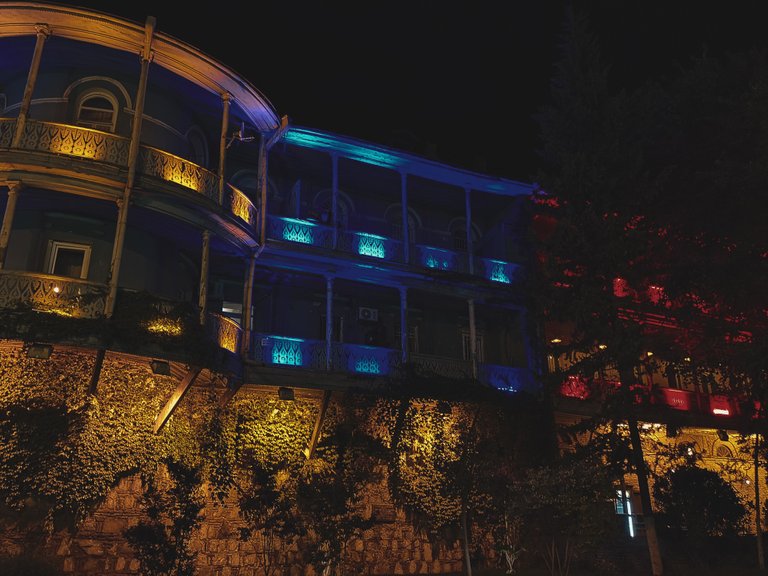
left=0, top=118, right=256, bottom=232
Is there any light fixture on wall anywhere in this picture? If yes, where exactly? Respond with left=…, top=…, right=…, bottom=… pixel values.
left=278, top=387, right=295, bottom=401
left=150, top=359, right=171, bottom=375
left=27, top=343, right=53, bottom=359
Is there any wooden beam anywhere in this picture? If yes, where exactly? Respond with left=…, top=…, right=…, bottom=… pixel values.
left=153, top=365, right=202, bottom=434
left=87, top=348, right=106, bottom=395
left=304, top=389, right=332, bottom=459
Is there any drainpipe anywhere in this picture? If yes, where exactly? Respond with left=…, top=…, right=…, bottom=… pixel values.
left=0, top=181, right=23, bottom=269
left=12, top=25, right=50, bottom=148
left=240, top=251, right=256, bottom=358
left=104, top=16, right=155, bottom=317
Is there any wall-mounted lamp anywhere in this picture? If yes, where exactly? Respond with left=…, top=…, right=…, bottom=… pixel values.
left=717, top=429, right=729, bottom=442
left=150, top=359, right=171, bottom=375
left=27, top=343, right=53, bottom=359
left=278, top=386, right=295, bottom=401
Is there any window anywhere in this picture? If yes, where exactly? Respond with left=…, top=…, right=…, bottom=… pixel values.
left=77, top=94, right=117, bottom=132
left=48, top=242, right=91, bottom=279
left=614, top=489, right=636, bottom=538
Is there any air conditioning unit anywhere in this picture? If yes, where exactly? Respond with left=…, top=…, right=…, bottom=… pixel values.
left=358, top=306, right=379, bottom=322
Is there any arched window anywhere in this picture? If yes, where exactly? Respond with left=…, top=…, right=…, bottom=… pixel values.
left=384, top=204, right=420, bottom=244
left=448, top=218, right=479, bottom=251
left=76, top=93, right=117, bottom=132
left=186, top=127, right=209, bottom=168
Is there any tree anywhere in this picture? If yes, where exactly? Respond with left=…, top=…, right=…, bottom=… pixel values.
left=125, top=458, right=205, bottom=576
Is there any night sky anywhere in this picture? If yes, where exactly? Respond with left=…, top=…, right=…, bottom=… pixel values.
left=45, top=2, right=768, bottom=182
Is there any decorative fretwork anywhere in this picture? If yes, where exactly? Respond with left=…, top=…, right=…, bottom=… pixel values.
left=139, top=147, right=219, bottom=202
left=252, top=334, right=327, bottom=370
left=207, top=313, right=242, bottom=353
left=414, top=245, right=468, bottom=273
left=336, top=230, right=404, bottom=262
left=3, top=119, right=130, bottom=165
left=480, top=257, right=519, bottom=284
left=0, top=119, right=15, bottom=148
left=0, top=270, right=106, bottom=318
left=266, top=216, right=333, bottom=248
left=335, top=343, right=400, bottom=375
left=478, top=364, right=532, bottom=393
left=411, top=353, right=472, bottom=379
left=227, top=185, right=257, bottom=227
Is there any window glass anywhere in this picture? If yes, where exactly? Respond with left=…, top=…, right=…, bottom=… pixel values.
left=48, top=242, right=91, bottom=279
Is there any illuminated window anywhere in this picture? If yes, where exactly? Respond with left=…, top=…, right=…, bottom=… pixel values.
left=614, top=489, right=635, bottom=538
left=47, top=241, right=91, bottom=279
left=76, top=93, right=117, bottom=132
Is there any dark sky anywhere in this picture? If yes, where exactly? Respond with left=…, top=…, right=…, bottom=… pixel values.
left=47, top=2, right=768, bottom=183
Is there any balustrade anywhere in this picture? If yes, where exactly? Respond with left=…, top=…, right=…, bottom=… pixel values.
left=0, top=270, right=106, bottom=318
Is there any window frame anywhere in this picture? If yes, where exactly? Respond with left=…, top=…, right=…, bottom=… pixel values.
left=76, top=91, right=118, bottom=133
left=47, top=241, right=92, bottom=280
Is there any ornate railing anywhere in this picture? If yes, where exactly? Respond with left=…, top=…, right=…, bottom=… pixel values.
left=0, top=270, right=107, bottom=318
left=226, top=184, right=257, bottom=228
left=411, top=353, right=472, bottom=379
left=333, top=343, right=400, bottom=375
left=337, top=230, right=404, bottom=261
left=478, top=257, right=520, bottom=284
left=413, top=244, right=468, bottom=273
left=139, top=146, right=219, bottom=202
left=207, top=312, right=242, bottom=353
left=266, top=216, right=334, bottom=248
left=251, top=334, right=328, bottom=370
left=1, top=118, right=130, bottom=164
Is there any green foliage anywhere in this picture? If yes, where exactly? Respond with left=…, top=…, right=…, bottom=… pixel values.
left=125, top=458, right=206, bottom=576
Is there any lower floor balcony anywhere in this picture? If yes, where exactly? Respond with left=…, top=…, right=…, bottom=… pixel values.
left=251, top=332, right=533, bottom=393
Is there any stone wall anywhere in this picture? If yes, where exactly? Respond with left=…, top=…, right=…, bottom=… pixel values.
left=0, top=473, right=477, bottom=575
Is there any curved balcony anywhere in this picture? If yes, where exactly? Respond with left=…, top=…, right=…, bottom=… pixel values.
left=0, top=270, right=106, bottom=318
left=0, top=118, right=255, bottom=229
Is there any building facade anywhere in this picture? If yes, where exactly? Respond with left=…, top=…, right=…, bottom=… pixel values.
left=0, top=4, right=539, bottom=574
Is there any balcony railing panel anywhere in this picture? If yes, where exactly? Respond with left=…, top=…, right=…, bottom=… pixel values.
left=267, top=216, right=334, bottom=248
left=337, top=229, right=404, bottom=262
left=478, top=257, right=520, bottom=284
left=3, top=118, right=130, bottom=165
left=333, top=343, right=400, bottom=375
left=0, top=270, right=106, bottom=318
left=411, top=353, right=472, bottom=379
left=139, top=147, right=219, bottom=202
left=226, top=184, right=257, bottom=229
left=252, top=334, right=328, bottom=370
left=207, top=312, right=242, bottom=353
left=413, top=244, right=468, bottom=273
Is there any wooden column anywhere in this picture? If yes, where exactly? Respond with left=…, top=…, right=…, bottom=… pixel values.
left=0, top=181, right=23, bottom=269
left=465, top=187, right=474, bottom=275
left=399, top=287, right=408, bottom=364
left=11, top=25, right=50, bottom=148
left=198, top=230, right=210, bottom=325
left=468, top=298, right=478, bottom=379
left=104, top=17, right=156, bottom=317
left=332, top=153, right=339, bottom=249
left=400, top=172, right=409, bottom=263
left=218, top=93, right=230, bottom=205
left=241, top=252, right=256, bottom=358
left=325, top=276, right=333, bottom=370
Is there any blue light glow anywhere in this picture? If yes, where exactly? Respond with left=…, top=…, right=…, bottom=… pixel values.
left=487, top=260, right=512, bottom=283
left=422, top=247, right=452, bottom=270
left=270, top=337, right=304, bottom=366
left=281, top=218, right=316, bottom=244
left=357, top=233, right=386, bottom=258
left=354, top=358, right=381, bottom=374
left=283, top=129, right=406, bottom=170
